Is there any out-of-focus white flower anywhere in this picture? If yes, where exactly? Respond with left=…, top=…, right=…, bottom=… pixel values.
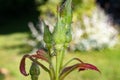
left=69, top=7, right=118, bottom=51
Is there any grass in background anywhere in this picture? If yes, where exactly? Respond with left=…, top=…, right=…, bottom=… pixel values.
left=0, top=33, right=32, bottom=80
left=0, top=33, right=120, bottom=80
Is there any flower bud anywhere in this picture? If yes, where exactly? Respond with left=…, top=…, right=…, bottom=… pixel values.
left=43, top=21, right=52, bottom=48
left=65, top=26, right=72, bottom=43
left=30, top=62, right=40, bottom=80
left=53, top=18, right=66, bottom=44
left=60, top=0, right=72, bottom=25
left=53, top=0, right=72, bottom=45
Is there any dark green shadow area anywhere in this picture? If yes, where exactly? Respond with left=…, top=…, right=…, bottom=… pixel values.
left=0, top=0, right=49, bottom=34
left=0, top=11, right=40, bottom=34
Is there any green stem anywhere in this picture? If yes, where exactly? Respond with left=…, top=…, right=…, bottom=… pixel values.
left=56, top=47, right=65, bottom=80
left=48, top=49, right=55, bottom=80
left=31, top=75, right=39, bottom=80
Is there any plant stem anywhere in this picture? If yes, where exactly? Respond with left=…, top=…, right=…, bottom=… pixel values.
left=55, top=47, right=65, bottom=80
left=48, top=49, right=55, bottom=80
left=31, top=75, right=39, bottom=80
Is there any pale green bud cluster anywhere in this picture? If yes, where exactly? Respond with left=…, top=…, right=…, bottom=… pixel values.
left=43, top=0, right=72, bottom=50
left=53, top=0, right=72, bottom=48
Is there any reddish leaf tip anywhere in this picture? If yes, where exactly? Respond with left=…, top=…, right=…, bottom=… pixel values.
left=78, top=63, right=101, bottom=73
left=19, top=49, right=48, bottom=76
left=19, top=55, right=29, bottom=76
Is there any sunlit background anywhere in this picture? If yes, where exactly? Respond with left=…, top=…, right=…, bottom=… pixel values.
left=0, top=0, right=120, bottom=80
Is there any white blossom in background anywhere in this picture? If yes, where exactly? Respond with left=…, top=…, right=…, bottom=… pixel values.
left=70, top=7, right=118, bottom=51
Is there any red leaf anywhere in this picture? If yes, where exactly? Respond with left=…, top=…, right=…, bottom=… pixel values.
left=31, top=54, right=48, bottom=62
left=60, top=64, right=78, bottom=75
left=78, top=63, right=100, bottom=73
left=19, top=55, right=29, bottom=76
left=32, top=49, right=48, bottom=62
left=36, top=49, right=46, bottom=55
left=19, top=49, right=48, bottom=76
left=60, top=62, right=100, bottom=79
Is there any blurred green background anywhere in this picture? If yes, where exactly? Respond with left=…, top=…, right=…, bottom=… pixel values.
left=0, top=0, right=120, bottom=80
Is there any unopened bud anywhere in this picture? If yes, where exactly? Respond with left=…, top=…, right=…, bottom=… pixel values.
left=53, top=19, right=66, bottom=44
left=65, top=29, right=72, bottom=43
left=43, top=21, right=52, bottom=48
left=53, top=0, right=72, bottom=45
left=30, top=62, right=40, bottom=80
